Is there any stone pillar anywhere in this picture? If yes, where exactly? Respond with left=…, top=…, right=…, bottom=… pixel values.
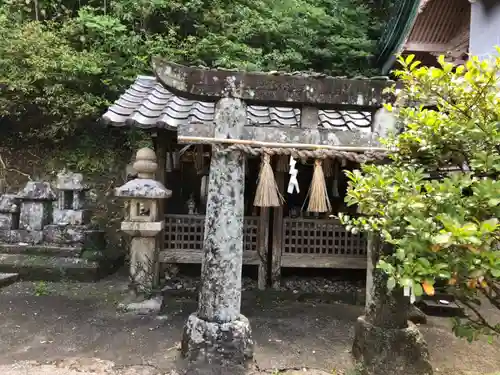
left=181, top=98, right=254, bottom=365
left=364, top=234, right=374, bottom=309
left=17, top=182, right=56, bottom=231
left=0, top=195, right=20, bottom=230
left=353, top=236, right=433, bottom=375
left=115, top=148, right=172, bottom=296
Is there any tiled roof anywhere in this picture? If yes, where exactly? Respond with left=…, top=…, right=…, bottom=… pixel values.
left=102, top=76, right=373, bottom=132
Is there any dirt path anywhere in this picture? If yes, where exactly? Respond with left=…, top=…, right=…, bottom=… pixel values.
left=0, top=277, right=499, bottom=375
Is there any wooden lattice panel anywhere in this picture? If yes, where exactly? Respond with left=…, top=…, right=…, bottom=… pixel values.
left=282, top=218, right=367, bottom=257
left=165, top=214, right=205, bottom=251
left=164, top=214, right=258, bottom=252
left=242, top=216, right=258, bottom=252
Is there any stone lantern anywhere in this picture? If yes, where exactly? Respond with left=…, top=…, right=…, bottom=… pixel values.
left=115, top=148, right=172, bottom=296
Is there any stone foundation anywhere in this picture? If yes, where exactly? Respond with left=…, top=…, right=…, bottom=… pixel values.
left=181, top=313, right=254, bottom=365
left=0, top=173, right=116, bottom=282
left=352, top=316, right=433, bottom=375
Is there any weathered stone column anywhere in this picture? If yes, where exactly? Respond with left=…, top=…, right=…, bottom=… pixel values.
left=115, top=148, right=172, bottom=297
left=353, top=236, right=433, bottom=375
left=0, top=195, right=20, bottom=231
left=181, top=98, right=254, bottom=365
left=17, top=182, right=57, bottom=231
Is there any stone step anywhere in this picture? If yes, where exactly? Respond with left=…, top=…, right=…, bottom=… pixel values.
left=0, top=244, right=81, bottom=258
left=0, top=272, right=18, bottom=288
left=0, top=253, right=110, bottom=282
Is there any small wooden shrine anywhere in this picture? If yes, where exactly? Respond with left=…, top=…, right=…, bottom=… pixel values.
left=102, top=60, right=396, bottom=289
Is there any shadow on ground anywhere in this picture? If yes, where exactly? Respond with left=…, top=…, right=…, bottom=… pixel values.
left=0, top=276, right=499, bottom=375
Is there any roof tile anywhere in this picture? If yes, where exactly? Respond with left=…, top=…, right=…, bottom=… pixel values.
left=102, top=76, right=373, bottom=133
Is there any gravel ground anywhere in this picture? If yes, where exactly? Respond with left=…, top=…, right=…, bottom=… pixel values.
left=163, top=275, right=364, bottom=295
left=1, top=277, right=499, bottom=375
left=0, top=359, right=339, bottom=375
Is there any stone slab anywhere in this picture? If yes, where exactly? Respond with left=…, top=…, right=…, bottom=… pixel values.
left=56, top=171, right=86, bottom=191
left=0, top=230, right=44, bottom=245
left=181, top=313, right=254, bottom=365
left=0, top=253, right=115, bottom=282
left=52, top=209, right=91, bottom=226
left=42, top=226, right=106, bottom=249
left=0, top=244, right=82, bottom=257
left=0, top=272, right=18, bottom=288
left=121, top=221, right=164, bottom=237
left=43, top=225, right=86, bottom=245
left=152, top=58, right=394, bottom=109
left=17, top=181, right=56, bottom=201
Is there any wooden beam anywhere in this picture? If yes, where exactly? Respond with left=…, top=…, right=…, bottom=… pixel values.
left=404, top=42, right=449, bottom=53
left=152, top=58, right=396, bottom=110
left=177, top=123, right=385, bottom=150
left=154, top=130, right=168, bottom=289
left=257, top=208, right=270, bottom=290
left=160, top=250, right=260, bottom=265
left=271, top=169, right=285, bottom=289
left=280, top=254, right=367, bottom=269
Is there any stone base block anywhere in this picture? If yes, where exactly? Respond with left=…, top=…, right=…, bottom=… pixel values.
left=0, top=252, right=120, bottom=281
left=352, top=315, right=433, bottom=375
left=0, top=229, right=44, bottom=244
left=408, top=304, right=428, bottom=325
left=181, top=313, right=254, bottom=365
left=43, top=225, right=106, bottom=249
left=53, top=209, right=91, bottom=226
left=43, top=225, right=85, bottom=244
left=0, top=272, right=18, bottom=288
left=0, top=213, right=19, bottom=230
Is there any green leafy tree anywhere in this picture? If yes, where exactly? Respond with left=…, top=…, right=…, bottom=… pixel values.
left=0, top=0, right=384, bottom=134
left=0, top=0, right=388, bottom=172
left=341, top=52, right=500, bottom=341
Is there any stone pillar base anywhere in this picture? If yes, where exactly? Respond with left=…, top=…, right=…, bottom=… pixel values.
left=181, top=313, right=254, bottom=365
left=352, top=316, right=433, bottom=375
left=408, top=304, right=427, bottom=325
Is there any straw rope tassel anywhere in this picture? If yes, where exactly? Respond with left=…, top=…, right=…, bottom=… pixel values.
left=253, top=153, right=284, bottom=207
left=332, top=160, right=340, bottom=198
left=306, top=159, right=332, bottom=213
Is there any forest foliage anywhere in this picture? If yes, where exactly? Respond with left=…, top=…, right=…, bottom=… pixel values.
left=342, top=53, right=500, bottom=341
left=0, top=0, right=388, bottom=169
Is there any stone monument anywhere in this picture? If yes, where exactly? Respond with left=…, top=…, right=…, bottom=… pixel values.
left=115, top=148, right=172, bottom=296
left=44, top=171, right=104, bottom=251
left=0, top=176, right=109, bottom=281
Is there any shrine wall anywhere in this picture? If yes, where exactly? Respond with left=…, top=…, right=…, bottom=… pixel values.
left=470, top=0, right=500, bottom=60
